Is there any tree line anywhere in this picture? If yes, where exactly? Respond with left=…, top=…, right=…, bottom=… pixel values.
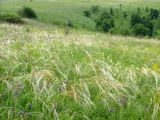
left=83, top=5, right=160, bottom=38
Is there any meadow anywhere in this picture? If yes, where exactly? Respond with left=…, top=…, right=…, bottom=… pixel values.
left=0, top=21, right=160, bottom=119
left=0, top=0, right=160, bottom=120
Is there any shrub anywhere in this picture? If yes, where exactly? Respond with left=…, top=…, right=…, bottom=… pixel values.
left=132, top=23, right=151, bottom=36
left=109, top=28, right=119, bottom=34
left=155, top=30, right=160, bottom=39
left=150, top=8, right=159, bottom=20
left=120, top=28, right=131, bottom=36
left=137, top=7, right=141, bottom=14
left=0, top=14, right=23, bottom=24
left=145, top=6, right=149, bottom=12
left=101, top=19, right=114, bottom=32
left=142, top=16, right=153, bottom=36
left=90, top=5, right=99, bottom=14
left=131, top=13, right=143, bottom=27
left=119, top=4, right=122, bottom=10
left=123, top=11, right=128, bottom=18
left=130, top=13, right=154, bottom=36
left=83, top=10, right=91, bottom=17
left=109, top=28, right=131, bottom=36
left=95, top=11, right=114, bottom=32
left=18, top=7, right=37, bottom=18
left=110, top=7, right=114, bottom=16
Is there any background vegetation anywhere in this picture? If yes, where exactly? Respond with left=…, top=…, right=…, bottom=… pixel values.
left=0, top=0, right=160, bottom=119
left=0, top=0, right=160, bottom=38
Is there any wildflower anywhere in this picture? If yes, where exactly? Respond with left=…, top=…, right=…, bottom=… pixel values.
left=152, top=64, right=158, bottom=71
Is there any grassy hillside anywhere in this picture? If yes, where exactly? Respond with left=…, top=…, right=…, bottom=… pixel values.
left=0, top=22, right=160, bottom=119
left=0, top=0, right=160, bottom=31
left=0, top=0, right=160, bottom=119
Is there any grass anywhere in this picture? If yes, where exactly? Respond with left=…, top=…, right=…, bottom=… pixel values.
left=0, top=21, right=160, bottom=119
left=0, top=0, right=160, bottom=119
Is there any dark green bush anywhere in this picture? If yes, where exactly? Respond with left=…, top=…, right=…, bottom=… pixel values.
left=96, top=11, right=114, bottom=32
left=131, top=13, right=143, bottom=27
left=145, top=6, right=149, bottom=12
left=150, top=8, right=159, bottom=20
left=137, top=7, right=141, bottom=14
left=123, top=11, right=128, bottom=18
left=130, top=13, right=153, bottom=36
left=0, top=14, right=23, bottom=24
left=101, top=19, right=114, bottom=32
left=18, top=7, right=37, bottom=18
left=91, top=5, right=99, bottom=14
left=142, top=16, right=153, bottom=36
left=120, top=28, right=131, bottom=36
left=109, top=28, right=131, bottom=36
left=83, top=10, right=91, bottom=17
left=132, top=23, right=151, bottom=36
left=110, top=7, right=114, bottom=16
left=109, top=28, right=119, bottom=34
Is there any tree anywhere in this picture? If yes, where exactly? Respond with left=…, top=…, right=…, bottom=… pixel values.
left=83, top=10, right=91, bottom=17
left=145, top=6, right=149, bottom=12
left=95, top=11, right=114, bottom=32
left=130, top=13, right=153, bottom=36
left=110, top=7, right=114, bottom=16
left=123, top=11, right=128, bottom=18
left=142, top=16, right=153, bottom=36
left=137, top=7, right=141, bottom=14
left=101, top=19, right=114, bottom=32
left=90, top=5, right=99, bottom=14
left=131, top=13, right=143, bottom=27
left=132, top=23, right=150, bottom=36
left=18, top=7, right=37, bottom=18
left=150, top=8, right=159, bottom=20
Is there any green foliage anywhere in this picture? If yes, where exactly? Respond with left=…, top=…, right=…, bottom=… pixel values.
left=83, top=10, right=91, bottom=17
left=137, top=7, right=141, bottom=14
left=132, top=23, right=151, bottom=36
left=131, top=13, right=143, bottom=27
left=110, top=7, right=114, bottom=16
left=150, top=8, right=159, bottom=20
left=131, top=13, right=154, bottom=36
left=123, top=11, right=128, bottom=18
left=0, top=14, right=23, bottom=24
left=145, top=6, right=149, bottom=12
left=18, top=7, right=37, bottom=18
left=96, top=11, right=114, bottom=32
left=109, top=28, right=119, bottom=34
left=120, top=28, right=131, bottom=36
left=110, top=27, right=131, bottom=36
left=90, top=5, right=99, bottom=14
